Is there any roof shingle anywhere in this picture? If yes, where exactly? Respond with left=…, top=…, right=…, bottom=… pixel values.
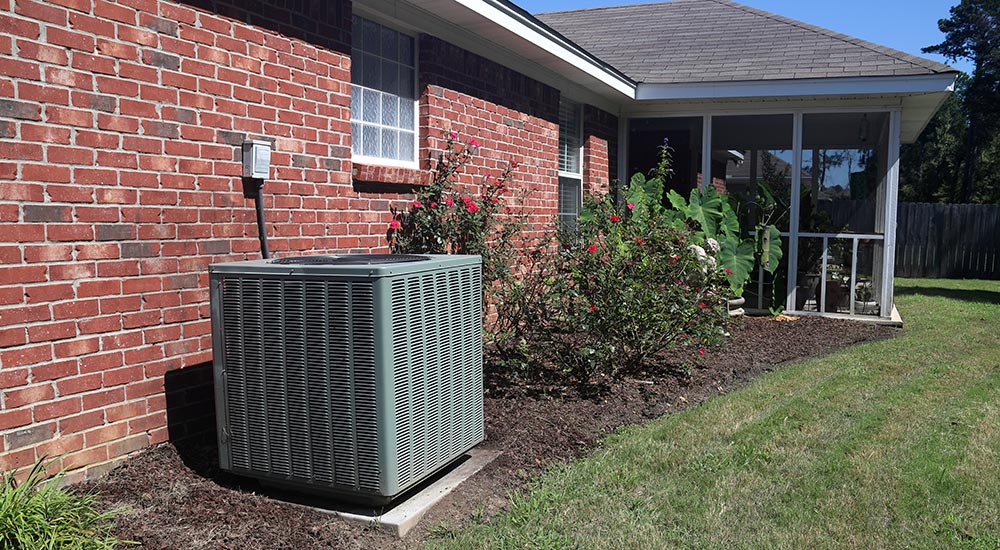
left=535, top=0, right=957, bottom=84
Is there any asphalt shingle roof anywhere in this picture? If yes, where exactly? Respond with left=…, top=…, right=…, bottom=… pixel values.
left=535, top=0, right=957, bottom=84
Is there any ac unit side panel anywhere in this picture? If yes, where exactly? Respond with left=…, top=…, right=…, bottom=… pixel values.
left=386, top=263, right=485, bottom=497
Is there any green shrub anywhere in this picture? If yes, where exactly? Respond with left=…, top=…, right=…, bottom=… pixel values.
left=529, top=190, right=730, bottom=381
left=0, top=459, right=130, bottom=550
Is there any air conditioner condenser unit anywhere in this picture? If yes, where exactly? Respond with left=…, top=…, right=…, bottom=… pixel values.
left=209, top=254, right=484, bottom=505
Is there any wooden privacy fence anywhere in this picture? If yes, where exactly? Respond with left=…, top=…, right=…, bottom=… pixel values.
left=895, top=202, right=1000, bottom=280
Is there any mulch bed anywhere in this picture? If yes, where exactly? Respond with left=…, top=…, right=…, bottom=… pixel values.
left=83, top=315, right=896, bottom=549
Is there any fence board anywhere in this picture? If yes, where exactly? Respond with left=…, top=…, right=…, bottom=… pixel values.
left=894, top=202, right=1000, bottom=280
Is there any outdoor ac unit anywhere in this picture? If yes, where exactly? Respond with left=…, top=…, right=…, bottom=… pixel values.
left=209, top=254, right=484, bottom=505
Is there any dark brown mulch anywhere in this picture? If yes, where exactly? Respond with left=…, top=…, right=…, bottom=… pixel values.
left=84, top=315, right=896, bottom=549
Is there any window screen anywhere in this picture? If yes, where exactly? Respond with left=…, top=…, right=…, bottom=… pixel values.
left=350, top=16, right=416, bottom=163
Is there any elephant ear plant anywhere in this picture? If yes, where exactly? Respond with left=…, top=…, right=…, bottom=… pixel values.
left=630, top=139, right=785, bottom=301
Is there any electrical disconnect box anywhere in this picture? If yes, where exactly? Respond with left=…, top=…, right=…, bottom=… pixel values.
left=242, top=140, right=271, bottom=179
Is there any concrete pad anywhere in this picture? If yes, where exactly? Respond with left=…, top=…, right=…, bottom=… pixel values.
left=270, top=449, right=500, bottom=537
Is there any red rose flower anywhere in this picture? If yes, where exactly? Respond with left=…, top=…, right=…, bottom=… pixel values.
left=587, top=244, right=598, bottom=253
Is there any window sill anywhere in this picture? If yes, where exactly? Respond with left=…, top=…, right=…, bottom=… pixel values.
left=351, top=161, right=431, bottom=186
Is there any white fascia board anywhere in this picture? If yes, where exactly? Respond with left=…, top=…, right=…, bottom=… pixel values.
left=405, top=0, right=636, bottom=99
left=636, top=74, right=957, bottom=101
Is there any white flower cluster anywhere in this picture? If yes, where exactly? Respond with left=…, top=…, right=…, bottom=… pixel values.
left=688, top=242, right=717, bottom=271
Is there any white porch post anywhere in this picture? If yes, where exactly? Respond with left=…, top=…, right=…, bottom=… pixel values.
left=701, top=115, right=712, bottom=190
left=786, top=112, right=803, bottom=311
left=880, top=109, right=902, bottom=317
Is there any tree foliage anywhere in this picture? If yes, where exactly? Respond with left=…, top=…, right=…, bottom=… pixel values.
left=910, top=0, right=1000, bottom=204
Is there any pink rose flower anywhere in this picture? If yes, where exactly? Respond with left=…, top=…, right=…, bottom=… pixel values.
left=627, top=202, right=635, bottom=210
left=449, top=131, right=458, bottom=139
left=389, top=219, right=401, bottom=230
left=413, top=200, right=422, bottom=208
left=444, top=197, right=454, bottom=206
left=469, top=139, right=479, bottom=148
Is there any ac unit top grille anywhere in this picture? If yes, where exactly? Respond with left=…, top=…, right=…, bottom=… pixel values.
left=271, top=254, right=430, bottom=266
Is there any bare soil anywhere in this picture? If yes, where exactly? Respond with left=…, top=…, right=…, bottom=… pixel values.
left=83, top=315, right=896, bottom=549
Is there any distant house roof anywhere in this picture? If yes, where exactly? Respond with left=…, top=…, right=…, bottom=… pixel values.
left=535, top=0, right=957, bottom=84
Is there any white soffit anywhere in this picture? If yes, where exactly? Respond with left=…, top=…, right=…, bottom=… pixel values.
left=397, top=0, right=637, bottom=99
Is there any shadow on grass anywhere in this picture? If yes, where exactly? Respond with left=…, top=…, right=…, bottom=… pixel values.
left=895, top=284, right=1000, bottom=306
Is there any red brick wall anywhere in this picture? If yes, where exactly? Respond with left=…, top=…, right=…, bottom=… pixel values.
left=416, top=35, right=561, bottom=245
left=583, top=104, right=618, bottom=195
left=0, top=0, right=614, bottom=480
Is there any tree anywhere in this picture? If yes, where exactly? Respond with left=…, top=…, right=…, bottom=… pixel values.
left=899, top=84, right=968, bottom=203
left=923, top=0, right=1000, bottom=202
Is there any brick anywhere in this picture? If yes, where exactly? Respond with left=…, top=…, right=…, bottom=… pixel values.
left=0, top=408, right=33, bottom=431
left=0, top=367, right=28, bottom=388
left=75, top=352, right=119, bottom=376
left=108, top=433, right=148, bottom=458
left=1, top=344, right=52, bottom=368
left=0, top=327, right=27, bottom=347
left=52, top=337, right=101, bottom=359
left=78, top=316, right=122, bottom=335
left=0, top=447, right=36, bottom=473
left=96, top=224, right=135, bottom=241
left=48, top=262, right=96, bottom=281
left=1, top=265, right=47, bottom=284
left=22, top=205, right=70, bottom=223
left=106, top=400, right=146, bottom=422
left=33, top=397, right=82, bottom=421
left=35, top=432, right=84, bottom=459
left=27, top=321, right=77, bottom=343
left=52, top=300, right=100, bottom=320
left=4, top=422, right=55, bottom=450
left=84, top=421, right=126, bottom=446
left=0, top=98, right=41, bottom=120
left=102, top=365, right=142, bottom=387
left=0, top=304, right=49, bottom=326
left=24, top=282, right=74, bottom=303
left=61, top=444, right=108, bottom=470
left=3, top=383, right=54, bottom=408
left=56, top=373, right=102, bottom=396
left=34, top=357, right=82, bottom=381
left=82, top=387, right=124, bottom=410
left=15, top=0, right=68, bottom=25
left=46, top=224, right=94, bottom=241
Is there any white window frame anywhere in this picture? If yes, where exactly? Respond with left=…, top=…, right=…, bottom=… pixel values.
left=350, top=15, right=420, bottom=169
left=558, top=98, right=584, bottom=235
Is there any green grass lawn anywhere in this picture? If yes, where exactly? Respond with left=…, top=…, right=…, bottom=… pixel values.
left=430, top=278, right=1000, bottom=549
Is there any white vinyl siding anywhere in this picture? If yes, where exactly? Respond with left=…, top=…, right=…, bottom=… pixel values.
left=350, top=16, right=417, bottom=165
left=558, top=99, right=583, bottom=235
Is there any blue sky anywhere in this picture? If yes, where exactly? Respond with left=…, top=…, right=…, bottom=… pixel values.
left=518, top=0, right=972, bottom=74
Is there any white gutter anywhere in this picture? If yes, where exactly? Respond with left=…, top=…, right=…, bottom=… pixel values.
left=636, top=73, right=958, bottom=101
left=427, top=0, right=637, bottom=98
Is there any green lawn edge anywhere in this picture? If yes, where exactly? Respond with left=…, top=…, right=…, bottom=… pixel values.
left=428, top=278, right=1000, bottom=550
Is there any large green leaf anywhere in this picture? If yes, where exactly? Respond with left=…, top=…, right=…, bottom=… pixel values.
left=718, top=239, right=755, bottom=295
left=666, top=189, right=690, bottom=218
left=720, top=204, right=740, bottom=242
left=756, top=224, right=783, bottom=274
left=689, top=185, right=724, bottom=239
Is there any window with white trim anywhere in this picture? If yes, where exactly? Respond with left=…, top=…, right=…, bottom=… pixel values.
left=350, top=16, right=417, bottom=165
left=558, top=99, right=583, bottom=235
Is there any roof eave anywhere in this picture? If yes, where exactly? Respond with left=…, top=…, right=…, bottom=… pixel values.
left=635, top=73, right=958, bottom=101
left=398, top=0, right=637, bottom=99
